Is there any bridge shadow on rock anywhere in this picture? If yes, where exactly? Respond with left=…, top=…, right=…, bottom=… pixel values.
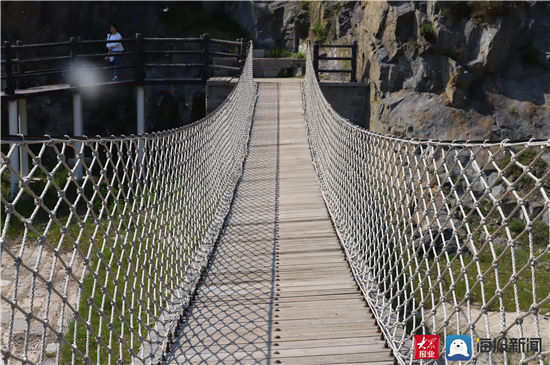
left=163, top=83, right=279, bottom=364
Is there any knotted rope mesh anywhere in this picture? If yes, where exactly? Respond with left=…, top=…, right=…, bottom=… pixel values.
left=1, top=46, right=255, bottom=364
left=303, top=45, right=549, bottom=365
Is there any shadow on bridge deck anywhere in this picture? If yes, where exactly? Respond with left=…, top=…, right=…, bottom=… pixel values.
left=163, top=80, right=393, bottom=364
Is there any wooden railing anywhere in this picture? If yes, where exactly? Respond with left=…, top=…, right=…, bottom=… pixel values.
left=312, top=40, right=357, bottom=82
left=1, top=34, right=247, bottom=95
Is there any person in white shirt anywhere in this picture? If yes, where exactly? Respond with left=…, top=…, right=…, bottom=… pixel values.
left=105, top=24, right=124, bottom=80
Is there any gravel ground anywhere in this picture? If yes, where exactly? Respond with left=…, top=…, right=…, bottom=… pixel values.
left=1, top=243, right=84, bottom=364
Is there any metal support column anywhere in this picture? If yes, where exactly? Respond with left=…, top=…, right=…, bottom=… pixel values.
left=135, top=32, right=146, bottom=163
left=18, top=98, right=29, bottom=176
left=136, top=86, right=145, bottom=163
left=8, top=100, right=19, bottom=197
left=72, top=93, right=83, bottom=180
left=137, top=86, right=145, bottom=135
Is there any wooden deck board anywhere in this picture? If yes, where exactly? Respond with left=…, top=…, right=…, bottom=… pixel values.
left=164, top=80, right=392, bottom=364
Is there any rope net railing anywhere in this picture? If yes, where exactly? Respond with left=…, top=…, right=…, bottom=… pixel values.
left=302, top=45, right=550, bottom=365
left=0, top=45, right=255, bottom=364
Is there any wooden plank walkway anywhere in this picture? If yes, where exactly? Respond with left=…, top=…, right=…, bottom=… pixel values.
left=163, top=79, right=393, bottom=364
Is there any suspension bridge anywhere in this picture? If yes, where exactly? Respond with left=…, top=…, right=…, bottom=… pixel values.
left=1, top=41, right=549, bottom=365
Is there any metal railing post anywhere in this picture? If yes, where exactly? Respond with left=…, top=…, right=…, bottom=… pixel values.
left=201, top=33, right=209, bottom=84
left=351, top=41, right=357, bottom=82
left=313, top=40, right=320, bottom=81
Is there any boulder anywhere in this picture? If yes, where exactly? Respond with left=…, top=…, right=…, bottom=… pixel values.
left=371, top=90, right=493, bottom=140
left=381, top=2, right=417, bottom=58
left=445, top=64, right=474, bottom=108
left=45, top=343, right=58, bottom=355
left=280, top=4, right=309, bottom=50
left=466, top=18, right=514, bottom=75
left=252, top=2, right=286, bottom=49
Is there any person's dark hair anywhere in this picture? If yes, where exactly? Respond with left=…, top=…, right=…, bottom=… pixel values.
left=111, top=24, right=118, bottom=30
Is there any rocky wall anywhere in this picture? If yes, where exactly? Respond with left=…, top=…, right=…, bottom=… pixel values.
left=227, top=1, right=549, bottom=140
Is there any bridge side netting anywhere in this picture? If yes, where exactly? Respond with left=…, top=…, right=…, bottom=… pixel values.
left=303, top=45, right=549, bottom=365
left=0, top=45, right=255, bottom=364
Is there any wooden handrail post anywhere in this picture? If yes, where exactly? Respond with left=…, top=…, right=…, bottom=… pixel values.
left=16, top=40, right=23, bottom=89
left=240, top=38, right=246, bottom=69
left=4, top=41, right=15, bottom=95
left=237, top=38, right=242, bottom=68
left=241, top=38, right=246, bottom=56
left=135, top=33, right=145, bottom=84
left=69, top=36, right=78, bottom=86
left=313, top=40, right=319, bottom=81
left=201, top=33, right=209, bottom=84
left=351, top=41, right=357, bottom=82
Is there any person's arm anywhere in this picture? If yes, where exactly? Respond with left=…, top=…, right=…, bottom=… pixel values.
left=106, top=35, right=113, bottom=60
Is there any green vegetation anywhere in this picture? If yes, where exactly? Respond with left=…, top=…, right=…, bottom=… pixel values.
left=60, top=224, right=148, bottom=364
left=277, top=68, right=291, bottom=78
left=299, top=0, right=310, bottom=12
left=311, top=21, right=329, bottom=43
left=440, top=1, right=517, bottom=24
left=1, top=144, right=211, bottom=363
left=407, top=150, right=550, bottom=314
left=443, top=46, right=465, bottom=61
left=497, top=148, right=548, bottom=190
left=2, top=155, right=149, bottom=363
left=266, top=48, right=305, bottom=59
left=419, top=22, right=436, bottom=42
left=400, top=148, right=550, bottom=319
left=467, top=1, right=517, bottom=24
left=409, top=216, right=549, bottom=314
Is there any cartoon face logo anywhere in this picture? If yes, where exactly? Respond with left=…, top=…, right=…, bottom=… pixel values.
left=446, top=335, right=472, bottom=361
left=449, top=339, right=469, bottom=357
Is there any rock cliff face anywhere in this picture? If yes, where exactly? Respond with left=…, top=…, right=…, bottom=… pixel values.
left=350, top=1, right=550, bottom=140
left=217, top=2, right=310, bottom=51
left=232, top=1, right=549, bottom=140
